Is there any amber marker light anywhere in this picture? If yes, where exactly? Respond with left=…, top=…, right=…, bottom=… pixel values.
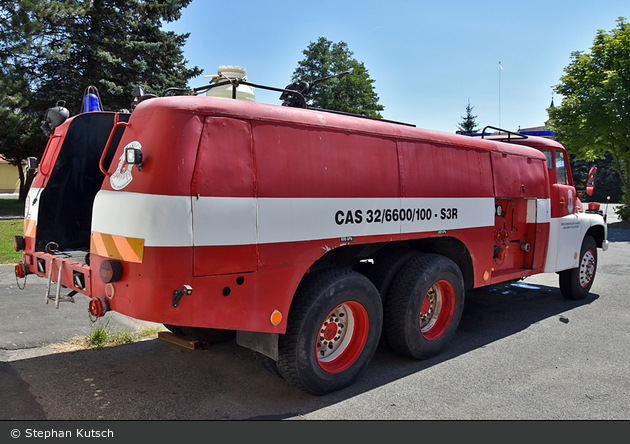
left=270, top=310, right=282, bottom=326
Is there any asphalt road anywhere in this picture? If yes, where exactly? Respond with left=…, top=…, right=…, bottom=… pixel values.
left=1, top=226, right=629, bottom=421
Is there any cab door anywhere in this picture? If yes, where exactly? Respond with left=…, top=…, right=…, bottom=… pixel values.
left=542, top=147, right=583, bottom=272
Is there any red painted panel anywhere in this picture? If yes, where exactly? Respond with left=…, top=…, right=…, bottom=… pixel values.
left=192, top=117, right=255, bottom=198
left=398, top=141, right=494, bottom=198
left=31, top=127, right=69, bottom=189
left=88, top=247, right=298, bottom=334
left=193, top=245, right=258, bottom=276
left=101, top=112, right=204, bottom=196
left=192, top=117, right=258, bottom=275
left=491, top=152, right=548, bottom=198
left=551, top=184, right=576, bottom=218
left=252, top=122, right=400, bottom=198
left=532, top=222, right=550, bottom=269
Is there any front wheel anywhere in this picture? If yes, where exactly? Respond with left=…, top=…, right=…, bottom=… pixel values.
left=277, top=267, right=382, bottom=395
left=559, top=235, right=597, bottom=300
left=384, top=254, right=465, bottom=360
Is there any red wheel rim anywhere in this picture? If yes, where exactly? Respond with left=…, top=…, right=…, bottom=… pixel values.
left=419, top=280, right=455, bottom=341
left=316, top=301, right=369, bottom=374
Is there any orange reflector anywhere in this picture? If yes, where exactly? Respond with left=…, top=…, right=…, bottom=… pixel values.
left=24, top=219, right=36, bottom=238
left=270, top=310, right=282, bottom=326
left=483, top=271, right=490, bottom=281
left=91, top=232, right=144, bottom=263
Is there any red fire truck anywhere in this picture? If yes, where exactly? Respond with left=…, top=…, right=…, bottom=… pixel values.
left=14, top=69, right=608, bottom=395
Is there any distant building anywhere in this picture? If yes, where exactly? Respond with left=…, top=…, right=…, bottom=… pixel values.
left=0, top=156, right=22, bottom=194
left=518, top=97, right=556, bottom=139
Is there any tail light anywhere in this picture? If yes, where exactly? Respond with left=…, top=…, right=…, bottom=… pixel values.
left=89, top=297, right=110, bottom=318
left=99, top=260, right=122, bottom=283
left=15, top=263, right=27, bottom=279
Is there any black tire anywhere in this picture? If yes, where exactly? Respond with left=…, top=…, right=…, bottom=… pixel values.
left=366, top=248, right=420, bottom=349
left=277, top=267, right=383, bottom=395
left=368, top=248, right=419, bottom=303
left=384, top=253, right=465, bottom=360
left=253, top=351, right=282, bottom=378
left=559, top=235, right=597, bottom=300
left=179, top=327, right=236, bottom=344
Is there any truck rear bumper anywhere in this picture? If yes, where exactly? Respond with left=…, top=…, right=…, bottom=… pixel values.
left=20, top=251, right=93, bottom=297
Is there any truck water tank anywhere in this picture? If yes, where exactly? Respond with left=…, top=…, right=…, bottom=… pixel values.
left=205, top=65, right=255, bottom=101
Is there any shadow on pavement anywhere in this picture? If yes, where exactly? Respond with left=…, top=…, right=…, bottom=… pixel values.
left=1, top=281, right=597, bottom=420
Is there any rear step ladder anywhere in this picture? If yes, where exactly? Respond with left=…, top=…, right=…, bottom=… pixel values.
left=45, top=258, right=77, bottom=309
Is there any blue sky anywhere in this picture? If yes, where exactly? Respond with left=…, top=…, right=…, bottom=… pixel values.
left=162, top=0, right=629, bottom=134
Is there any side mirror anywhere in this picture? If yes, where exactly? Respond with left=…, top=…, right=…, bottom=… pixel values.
left=586, top=167, right=597, bottom=195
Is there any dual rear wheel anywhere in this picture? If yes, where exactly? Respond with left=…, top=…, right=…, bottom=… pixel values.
left=383, top=253, right=465, bottom=360
left=275, top=252, right=465, bottom=395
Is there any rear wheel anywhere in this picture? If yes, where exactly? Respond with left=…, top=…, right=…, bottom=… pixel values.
left=277, top=267, right=382, bottom=395
left=366, top=248, right=420, bottom=348
left=368, top=248, right=419, bottom=304
left=384, top=254, right=465, bottom=360
left=559, top=235, right=597, bottom=300
left=253, top=351, right=282, bottom=378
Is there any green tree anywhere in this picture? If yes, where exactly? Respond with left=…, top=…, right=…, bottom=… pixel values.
left=290, top=37, right=384, bottom=117
left=570, top=153, right=623, bottom=203
left=1, top=0, right=90, bottom=200
left=548, top=17, right=630, bottom=218
left=0, top=0, right=201, bottom=201
left=33, top=0, right=202, bottom=114
left=456, top=99, right=479, bottom=135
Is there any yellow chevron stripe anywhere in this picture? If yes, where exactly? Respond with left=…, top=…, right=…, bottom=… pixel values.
left=90, top=232, right=144, bottom=263
left=24, top=219, right=37, bottom=238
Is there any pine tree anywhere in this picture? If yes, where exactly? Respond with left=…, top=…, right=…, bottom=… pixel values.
left=33, top=0, right=202, bottom=114
left=0, top=0, right=201, bottom=200
left=1, top=0, right=91, bottom=200
left=456, top=99, right=479, bottom=135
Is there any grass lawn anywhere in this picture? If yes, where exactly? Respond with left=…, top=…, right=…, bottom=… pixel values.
left=0, top=218, right=23, bottom=264
left=0, top=198, right=25, bottom=217
left=0, top=199, right=25, bottom=263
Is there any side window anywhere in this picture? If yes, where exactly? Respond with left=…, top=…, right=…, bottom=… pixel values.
left=556, top=151, right=567, bottom=185
left=542, top=150, right=553, bottom=169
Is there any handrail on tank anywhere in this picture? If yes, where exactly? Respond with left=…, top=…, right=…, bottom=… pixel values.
left=161, top=80, right=308, bottom=109
left=99, top=113, right=130, bottom=176
left=481, top=125, right=528, bottom=142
